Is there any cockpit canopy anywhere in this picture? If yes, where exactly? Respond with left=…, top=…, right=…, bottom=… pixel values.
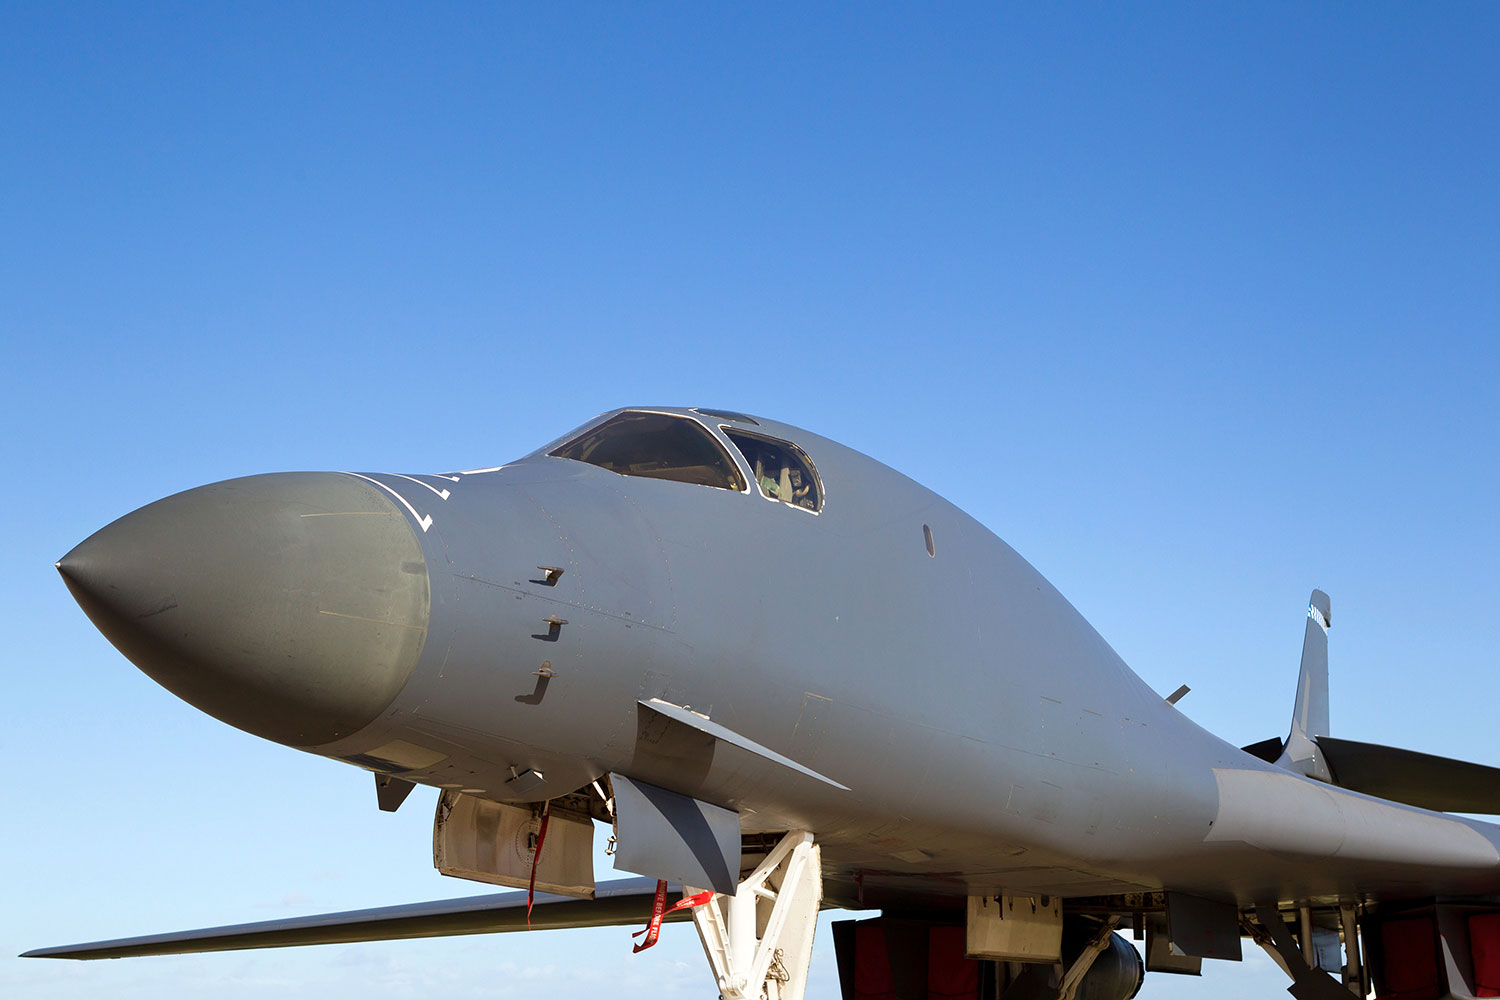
left=549, top=410, right=823, bottom=512
left=549, top=411, right=745, bottom=491
left=722, top=428, right=820, bottom=512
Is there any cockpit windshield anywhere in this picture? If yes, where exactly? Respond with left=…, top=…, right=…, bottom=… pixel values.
left=550, top=411, right=746, bottom=492
left=723, top=428, right=822, bottom=512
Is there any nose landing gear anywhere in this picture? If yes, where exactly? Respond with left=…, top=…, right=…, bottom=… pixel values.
left=689, top=830, right=822, bottom=1000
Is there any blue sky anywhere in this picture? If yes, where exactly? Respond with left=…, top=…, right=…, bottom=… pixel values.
left=2, top=4, right=1497, bottom=997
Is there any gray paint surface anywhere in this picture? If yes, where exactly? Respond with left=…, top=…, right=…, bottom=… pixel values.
left=611, top=775, right=742, bottom=895
left=36, top=406, right=1500, bottom=961
left=639, top=697, right=849, bottom=789
left=57, top=472, right=429, bottom=747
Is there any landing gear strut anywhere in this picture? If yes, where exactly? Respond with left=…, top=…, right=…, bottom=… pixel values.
left=689, top=830, right=822, bottom=1000
left=1248, top=905, right=1360, bottom=1000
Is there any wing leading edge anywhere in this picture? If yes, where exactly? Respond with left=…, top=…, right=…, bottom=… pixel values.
left=22, top=877, right=676, bottom=960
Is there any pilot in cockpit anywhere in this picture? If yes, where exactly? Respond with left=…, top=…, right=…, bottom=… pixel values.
left=753, top=453, right=778, bottom=499
left=787, top=467, right=811, bottom=506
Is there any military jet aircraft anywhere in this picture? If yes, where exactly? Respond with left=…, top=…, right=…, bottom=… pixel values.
left=27, top=406, right=1500, bottom=1000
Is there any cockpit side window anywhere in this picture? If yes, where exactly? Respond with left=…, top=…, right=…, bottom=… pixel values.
left=550, top=411, right=746, bottom=492
left=722, top=428, right=822, bottom=512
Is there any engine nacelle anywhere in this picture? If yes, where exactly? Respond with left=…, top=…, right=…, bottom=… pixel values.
left=1074, top=930, right=1145, bottom=1000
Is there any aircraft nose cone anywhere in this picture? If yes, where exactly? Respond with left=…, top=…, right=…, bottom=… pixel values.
left=58, top=472, right=430, bottom=748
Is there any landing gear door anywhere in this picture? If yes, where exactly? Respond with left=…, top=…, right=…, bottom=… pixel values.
left=610, top=774, right=741, bottom=895
left=433, top=791, right=595, bottom=898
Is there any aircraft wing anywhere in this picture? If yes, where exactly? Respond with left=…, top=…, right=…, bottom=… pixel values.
left=22, top=877, right=676, bottom=960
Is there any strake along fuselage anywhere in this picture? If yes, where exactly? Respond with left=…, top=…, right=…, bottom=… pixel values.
left=306, top=407, right=1500, bottom=909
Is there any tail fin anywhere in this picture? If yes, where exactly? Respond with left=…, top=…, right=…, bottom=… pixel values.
left=1243, top=589, right=1500, bottom=812
left=1275, top=590, right=1332, bottom=781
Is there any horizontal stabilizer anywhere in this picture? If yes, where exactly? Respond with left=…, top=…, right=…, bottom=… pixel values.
left=1318, top=736, right=1500, bottom=815
left=1238, top=735, right=1500, bottom=814
left=22, top=877, right=677, bottom=960
left=1241, top=737, right=1285, bottom=764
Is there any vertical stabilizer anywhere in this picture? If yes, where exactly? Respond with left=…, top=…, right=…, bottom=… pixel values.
left=1276, top=590, right=1332, bottom=781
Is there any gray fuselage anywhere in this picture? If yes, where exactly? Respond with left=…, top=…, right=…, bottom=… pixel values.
left=60, top=406, right=1500, bottom=912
